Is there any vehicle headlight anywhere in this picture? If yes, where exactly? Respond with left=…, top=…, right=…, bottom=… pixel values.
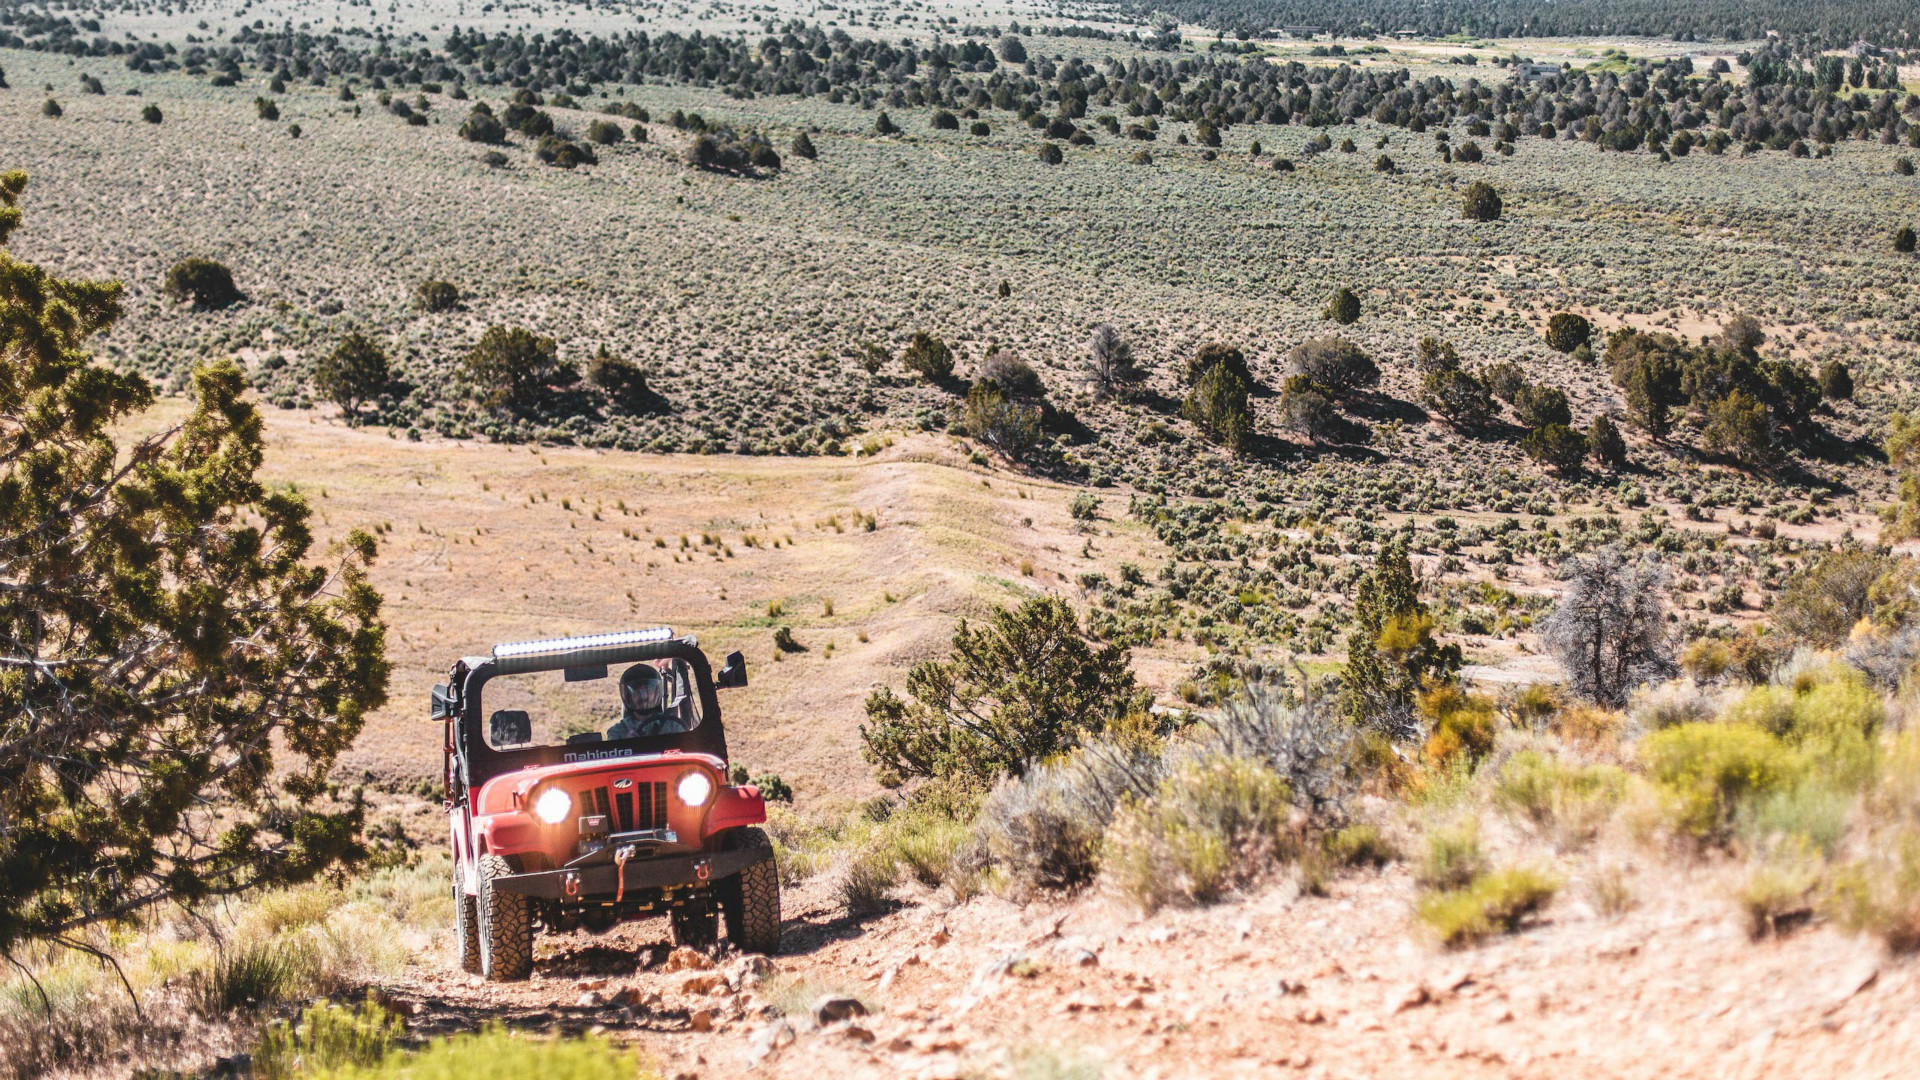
left=676, top=771, right=713, bottom=807
left=533, top=787, right=574, bottom=825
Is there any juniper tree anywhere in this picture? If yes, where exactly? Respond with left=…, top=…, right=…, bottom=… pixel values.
left=0, top=171, right=389, bottom=956
left=461, top=325, right=573, bottom=409
left=902, top=331, right=954, bottom=382
left=860, top=597, right=1146, bottom=787
left=1341, top=540, right=1460, bottom=740
left=1324, top=286, right=1361, bottom=325
left=1286, top=337, right=1379, bottom=400
left=1546, top=312, right=1591, bottom=354
left=163, top=258, right=241, bottom=309
left=1539, top=547, right=1675, bottom=707
left=313, top=331, right=391, bottom=421
left=1083, top=323, right=1146, bottom=400
left=1182, top=360, right=1253, bottom=453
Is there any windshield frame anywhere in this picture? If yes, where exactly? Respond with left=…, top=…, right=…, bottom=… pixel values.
left=456, top=640, right=727, bottom=788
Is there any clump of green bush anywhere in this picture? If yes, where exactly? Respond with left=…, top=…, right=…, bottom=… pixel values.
left=1416, top=866, right=1559, bottom=948
left=1104, top=754, right=1299, bottom=910
left=1492, top=751, right=1626, bottom=847
left=1641, top=722, right=1801, bottom=843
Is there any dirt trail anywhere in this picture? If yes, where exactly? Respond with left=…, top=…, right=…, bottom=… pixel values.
left=374, top=861, right=1916, bottom=1080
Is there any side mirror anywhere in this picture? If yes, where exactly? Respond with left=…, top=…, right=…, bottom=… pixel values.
left=716, top=651, right=748, bottom=689
left=429, top=683, right=454, bottom=721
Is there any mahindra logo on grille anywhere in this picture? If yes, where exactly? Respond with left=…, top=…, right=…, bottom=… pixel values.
left=612, top=778, right=634, bottom=790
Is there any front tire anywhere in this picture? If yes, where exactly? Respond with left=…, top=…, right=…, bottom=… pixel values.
left=477, top=854, right=533, bottom=981
left=454, top=860, right=481, bottom=975
left=720, top=827, right=781, bottom=955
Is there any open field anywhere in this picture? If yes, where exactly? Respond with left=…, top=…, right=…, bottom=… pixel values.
left=137, top=402, right=1184, bottom=802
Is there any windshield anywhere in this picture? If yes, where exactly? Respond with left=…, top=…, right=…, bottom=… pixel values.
left=478, top=659, right=706, bottom=751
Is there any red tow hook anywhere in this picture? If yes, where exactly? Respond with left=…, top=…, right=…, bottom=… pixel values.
left=694, top=859, right=711, bottom=882
left=614, top=844, right=634, bottom=905
left=563, top=871, right=580, bottom=898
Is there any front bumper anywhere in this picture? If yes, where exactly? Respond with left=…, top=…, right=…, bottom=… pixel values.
left=494, top=848, right=766, bottom=900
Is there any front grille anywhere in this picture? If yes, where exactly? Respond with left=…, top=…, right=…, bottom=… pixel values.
left=576, top=781, right=667, bottom=832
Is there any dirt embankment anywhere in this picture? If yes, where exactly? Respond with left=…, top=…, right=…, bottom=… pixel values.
left=375, top=857, right=1916, bottom=1080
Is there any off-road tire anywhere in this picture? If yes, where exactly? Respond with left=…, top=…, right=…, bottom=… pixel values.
left=477, top=854, right=533, bottom=981
left=670, top=901, right=718, bottom=948
left=720, top=827, right=782, bottom=955
left=454, top=860, right=481, bottom=975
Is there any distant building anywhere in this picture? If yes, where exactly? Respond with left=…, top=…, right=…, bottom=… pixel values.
left=1282, top=26, right=1322, bottom=39
left=1394, top=30, right=1421, bottom=40
left=1516, top=62, right=1563, bottom=83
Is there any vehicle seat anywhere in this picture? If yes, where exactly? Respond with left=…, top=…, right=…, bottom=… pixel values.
left=490, top=709, right=532, bottom=747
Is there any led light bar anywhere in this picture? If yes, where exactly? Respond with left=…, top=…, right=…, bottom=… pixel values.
left=493, top=627, right=675, bottom=659
left=489, top=628, right=680, bottom=675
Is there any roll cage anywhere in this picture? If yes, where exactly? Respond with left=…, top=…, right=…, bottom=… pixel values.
left=434, top=630, right=742, bottom=793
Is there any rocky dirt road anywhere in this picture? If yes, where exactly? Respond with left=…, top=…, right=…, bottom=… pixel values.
left=374, top=860, right=1916, bottom=1080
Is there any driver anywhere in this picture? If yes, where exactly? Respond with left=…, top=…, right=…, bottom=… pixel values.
left=606, top=663, right=683, bottom=739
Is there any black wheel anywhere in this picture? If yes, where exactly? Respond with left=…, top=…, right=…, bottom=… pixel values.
left=670, top=900, right=718, bottom=948
left=720, top=827, right=782, bottom=955
left=454, top=859, right=481, bottom=975
left=477, top=854, right=532, bottom=981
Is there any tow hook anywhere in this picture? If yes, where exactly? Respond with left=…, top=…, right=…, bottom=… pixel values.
left=694, top=858, right=711, bottom=882
left=563, top=871, right=580, bottom=898
left=613, top=844, right=635, bottom=904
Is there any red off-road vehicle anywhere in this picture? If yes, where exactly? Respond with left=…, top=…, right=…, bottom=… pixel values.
left=432, top=628, right=779, bottom=980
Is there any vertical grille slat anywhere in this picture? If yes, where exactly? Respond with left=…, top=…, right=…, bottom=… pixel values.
left=567, top=780, right=672, bottom=832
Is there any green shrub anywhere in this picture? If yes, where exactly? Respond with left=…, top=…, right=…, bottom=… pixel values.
left=141, top=103, right=162, bottom=124
left=1105, top=755, right=1298, bottom=910
left=1461, top=180, right=1502, bottom=221
left=193, top=942, right=297, bottom=1016
left=310, top=1026, right=650, bottom=1080
left=1322, top=823, right=1396, bottom=868
left=1417, top=867, right=1559, bottom=948
left=1641, top=722, right=1802, bottom=843
left=901, top=331, right=954, bottom=382
left=1323, top=286, right=1361, bottom=325
left=1414, top=820, right=1486, bottom=891
left=1826, top=828, right=1920, bottom=952
left=1492, top=751, right=1626, bottom=846
left=256, top=997, right=403, bottom=1080
left=839, top=843, right=900, bottom=913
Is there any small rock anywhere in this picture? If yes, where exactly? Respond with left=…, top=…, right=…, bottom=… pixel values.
left=577, top=991, right=604, bottom=1007
left=1059, top=947, right=1099, bottom=968
left=1118, top=993, right=1145, bottom=1010
left=1394, top=982, right=1433, bottom=1012
left=746, top=1019, right=795, bottom=1062
left=927, top=925, right=951, bottom=947
left=688, top=1007, right=718, bottom=1032
left=813, top=995, right=869, bottom=1025
left=834, top=1022, right=876, bottom=1043
left=576, top=977, right=609, bottom=991
left=1277, top=977, right=1307, bottom=996
left=735, top=955, right=776, bottom=979
left=681, top=973, right=731, bottom=995
left=666, top=946, right=716, bottom=972
left=610, top=986, right=646, bottom=1009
